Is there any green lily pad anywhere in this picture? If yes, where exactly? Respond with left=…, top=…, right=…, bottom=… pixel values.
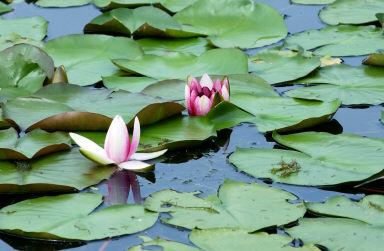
left=2, top=83, right=184, bottom=131
left=35, top=0, right=92, bottom=7
left=0, top=193, right=158, bottom=240
left=377, top=13, right=384, bottom=26
left=229, top=131, right=384, bottom=186
left=129, top=229, right=320, bottom=251
left=285, top=64, right=384, bottom=105
left=284, top=25, right=384, bottom=56
left=0, top=149, right=115, bottom=193
left=248, top=47, right=321, bottom=84
left=112, top=49, right=248, bottom=80
left=0, top=2, right=12, bottom=14
left=363, top=51, right=384, bottom=67
left=173, top=0, right=287, bottom=49
left=286, top=218, right=384, bottom=251
left=43, top=34, right=143, bottom=86
left=84, top=7, right=198, bottom=37
left=93, top=0, right=195, bottom=12
left=102, top=76, right=157, bottom=92
left=291, top=0, right=334, bottom=5
left=144, top=179, right=306, bottom=231
left=141, top=74, right=278, bottom=101
left=0, top=128, right=70, bottom=159
left=0, top=33, right=43, bottom=52
left=0, top=16, right=47, bottom=40
left=319, top=0, right=384, bottom=25
left=231, top=94, right=340, bottom=132
left=136, top=37, right=212, bottom=56
left=306, top=195, right=384, bottom=225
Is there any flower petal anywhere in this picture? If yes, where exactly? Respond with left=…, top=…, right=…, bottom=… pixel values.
left=189, top=76, right=201, bottom=93
left=189, top=89, right=198, bottom=116
left=213, top=78, right=222, bottom=92
left=119, top=160, right=153, bottom=170
left=199, top=73, right=213, bottom=90
left=195, top=95, right=212, bottom=116
left=128, top=117, right=140, bottom=159
left=105, top=115, right=130, bottom=163
left=130, top=149, right=168, bottom=161
left=79, top=148, right=115, bottom=165
left=221, top=85, right=230, bottom=101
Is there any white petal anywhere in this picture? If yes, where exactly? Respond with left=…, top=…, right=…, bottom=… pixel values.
left=118, top=160, right=153, bottom=170
left=79, top=148, right=115, bottom=165
left=130, top=149, right=168, bottom=161
left=199, top=73, right=213, bottom=90
left=104, top=115, right=130, bottom=163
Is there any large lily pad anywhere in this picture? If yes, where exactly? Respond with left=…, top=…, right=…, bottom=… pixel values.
left=363, top=51, right=384, bottom=67
left=229, top=132, right=384, bottom=186
left=173, top=0, right=287, bottom=49
left=319, top=0, right=384, bottom=25
left=144, top=179, right=306, bottom=231
left=285, top=64, right=384, bottom=105
left=286, top=218, right=384, bottom=251
left=248, top=47, right=321, bottom=84
left=84, top=7, right=198, bottom=37
left=0, top=149, right=115, bottom=193
left=136, top=37, right=212, bottom=56
left=43, top=34, right=143, bottom=86
left=102, top=76, right=157, bottom=92
left=284, top=25, right=384, bottom=56
left=291, top=0, right=334, bottom=4
left=231, top=94, right=340, bottom=132
left=0, top=34, right=43, bottom=52
left=306, top=195, right=384, bottom=225
left=0, top=193, right=158, bottom=240
left=0, top=16, right=47, bottom=40
left=35, top=0, right=92, bottom=7
left=0, top=2, right=12, bottom=14
left=0, top=128, right=70, bottom=159
left=93, top=0, right=195, bottom=12
left=2, top=83, right=184, bottom=131
left=129, top=229, right=320, bottom=251
left=112, top=49, right=248, bottom=80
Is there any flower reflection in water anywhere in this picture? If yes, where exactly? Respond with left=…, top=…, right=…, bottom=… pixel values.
left=104, top=171, right=143, bottom=205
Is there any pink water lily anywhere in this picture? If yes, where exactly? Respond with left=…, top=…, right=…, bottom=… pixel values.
left=185, top=73, right=230, bottom=116
left=69, top=115, right=167, bottom=170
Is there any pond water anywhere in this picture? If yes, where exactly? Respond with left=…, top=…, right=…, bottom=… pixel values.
left=0, top=0, right=383, bottom=250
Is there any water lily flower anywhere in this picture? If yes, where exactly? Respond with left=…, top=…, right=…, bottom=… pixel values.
left=185, top=73, right=230, bottom=116
left=69, top=115, right=167, bottom=170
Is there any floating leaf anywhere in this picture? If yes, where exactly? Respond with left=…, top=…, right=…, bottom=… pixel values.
left=35, top=0, right=92, bottom=7
left=290, top=0, right=334, bottom=4
left=0, top=193, right=158, bottom=240
left=231, top=94, right=340, bottom=132
left=284, top=25, right=384, bottom=56
left=84, top=7, right=198, bottom=37
left=0, top=2, right=12, bottom=14
left=2, top=83, right=184, bottom=131
left=248, top=47, right=321, bottom=84
left=229, top=132, right=384, bottom=186
left=285, top=65, right=384, bottom=105
left=92, top=0, right=195, bottom=12
left=319, top=0, right=384, bottom=25
left=363, top=51, right=384, bottom=67
left=0, top=16, right=47, bottom=40
left=286, top=218, right=384, bottom=251
left=0, top=150, right=115, bottom=193
left=173, top=0, right=287, bottom=49
left=43, top=34, right=143, bottom=86
left=0, top=33, right=43, bottom=52
left=144, top=179, right=306, bottom=231
left=306, top=195, right=384, bottom=225
left=112, top=49, right=248, bottom=80
left=129, top=229, right=320, bottom=251
left=137, top=37, right=212, bottom=56
left=102, top=76, right=157, bottom=92
left=0, top=128, right=70, bottom=159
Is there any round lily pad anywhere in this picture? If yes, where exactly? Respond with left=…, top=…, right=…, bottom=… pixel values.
left=0, top=16, right=47, bottom=41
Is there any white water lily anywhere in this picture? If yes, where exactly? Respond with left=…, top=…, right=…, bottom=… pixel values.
left=69, top=115, right=167, bottom=170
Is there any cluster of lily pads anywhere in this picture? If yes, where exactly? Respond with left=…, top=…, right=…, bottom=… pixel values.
left=0, top=0, right=384, bottom=250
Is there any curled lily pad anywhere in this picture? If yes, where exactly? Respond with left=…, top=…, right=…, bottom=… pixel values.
left=173, top=0, right=287, bottom=49
left=231, top=94, right=340, bottom=132
left=248, top=46, right=321, bottom=84
left=144, top=179, right=306, bottom=231
left=285, top=64, right=384, bottom=105
left=284, top=25, right=384, bottom=56
left=0, top=2, right=12, bottom=14
left=319, top=0, right=384, bottom=25
left=93, top=0, right=195, bottom=12
left=0, top=128, right=70, bottom=159
left=84, top=7, right=198, bottom=37
left=363, top=51, right=384, bottom=67
left=0, top=149, right=115, bottom=194
left=2, top=83, right=184, bottom=131
left=112, top=49, right=248, bottom=80
left=0, top=193, right=158, bottom=240
left=0, top=34, right=43, bottom=52
left=35, top=0, right=92, bottom=7
left=0, top=16, right=47, bottom=40
left=229, top=132, right=384, bottom=186
left=43, top=34, right=143, bottom=86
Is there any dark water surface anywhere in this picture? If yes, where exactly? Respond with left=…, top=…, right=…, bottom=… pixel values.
left=1, top=0, right=383, bottom=250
